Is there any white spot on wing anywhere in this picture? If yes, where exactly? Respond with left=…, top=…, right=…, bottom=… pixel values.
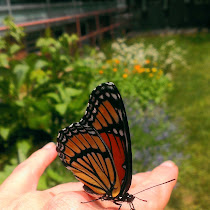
left=89, top=115, right=94, bottom=121
left=106, top=92, right=110, bottom=97
left=88, top=130, right=95, bottom=135
left=107, top=82, right=114, bottom=85
left=61, top=136, right=66, bottom=142
left=99, top=95, right=104, bottom=99
left=119, top=129, right=123, bottom=136
left=118, top=110, right=123, bottom=120
left=111, top=93, right=117, bottom=100
left=113, top=128, right=118, bottom=134
left=66, top=131, right=72, bottom=136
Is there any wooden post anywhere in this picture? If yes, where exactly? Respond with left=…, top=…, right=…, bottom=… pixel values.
left=76, top=17, right=82, bottom=47
left=95, top=15, right=102, bottom=44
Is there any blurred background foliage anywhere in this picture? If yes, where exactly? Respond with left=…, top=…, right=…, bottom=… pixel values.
left=0, top=17, right=209, bottom=209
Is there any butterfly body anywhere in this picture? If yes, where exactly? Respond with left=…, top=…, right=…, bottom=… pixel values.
left=57, top=82, right=134, bottom=209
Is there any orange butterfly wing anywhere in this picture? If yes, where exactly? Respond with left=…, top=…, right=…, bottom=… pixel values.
left=80, top=82, right=132, bottom=195
left=57, top=123, right=121, bottom=197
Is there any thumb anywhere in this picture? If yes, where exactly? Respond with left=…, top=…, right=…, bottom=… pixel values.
left=132, top=161, right=178, bottom=210
left=0, top=142, right=57, bottom=194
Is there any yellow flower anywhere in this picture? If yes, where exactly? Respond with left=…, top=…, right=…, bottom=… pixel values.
left=149, top=73, right=154, bottom=77
left=145, top=59, right=150, bottom=64
left=115, top=59, right=120, bottom=64
left=152, top=68, right=157, bottom=73
left=113, top=68, right=117, bottom=72
left=145, top=68, right=150, bottom=73
left=99, top=70, right=104, bottom=74
left=123, top=74, right=128, bottom=78
left=138, top=68, right=145, bottom=74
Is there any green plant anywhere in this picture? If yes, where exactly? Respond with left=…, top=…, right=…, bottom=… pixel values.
left=0, top=19, right=93, bottom=164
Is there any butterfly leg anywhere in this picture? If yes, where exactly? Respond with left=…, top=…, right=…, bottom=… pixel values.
left=129, top=202, right=135, bottom=210
left=114, top=201, right=122, bottom=210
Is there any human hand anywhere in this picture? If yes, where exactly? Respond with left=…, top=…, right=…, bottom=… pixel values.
left=0, top=142, right=178, bottom=210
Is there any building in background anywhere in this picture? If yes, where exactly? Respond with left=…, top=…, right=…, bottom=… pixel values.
left=127, top=0, right=210, bottom=30
left=0, top=0, right=209, bottom=50
left=0, top=0, right=128, bottom=50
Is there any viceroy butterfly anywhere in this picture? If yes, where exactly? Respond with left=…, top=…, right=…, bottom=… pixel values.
left=56, top=82, right=175, bottom=209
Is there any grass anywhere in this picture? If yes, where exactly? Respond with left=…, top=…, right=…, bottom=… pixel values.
left=130, top=33, right=210, bottom=209
left=167, top=34, right=210, bottom=210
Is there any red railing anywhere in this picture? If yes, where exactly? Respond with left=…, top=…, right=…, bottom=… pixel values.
left=0, top=8, right=126, bottom=43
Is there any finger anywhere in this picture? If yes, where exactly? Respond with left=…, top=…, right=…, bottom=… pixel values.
left=45, top=182, right=84, bottom=195
left=131, top=161, right=178, bottom=210
left=0, top=142, right=57, bottom=194
left=131, top=171, right=151, bottom=189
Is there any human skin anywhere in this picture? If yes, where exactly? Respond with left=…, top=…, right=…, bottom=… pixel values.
left=0, top=142, right=178, bottom=210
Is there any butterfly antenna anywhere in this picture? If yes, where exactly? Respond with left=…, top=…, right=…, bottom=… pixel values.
left=133, top=179, right=176, bottom=196
left=135, top=197, right=147, bottom=202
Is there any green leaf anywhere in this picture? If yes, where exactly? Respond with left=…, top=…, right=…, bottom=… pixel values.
left=0, top=53, right=9, bottom=68
left=0, top=158, right=17, bottom=184
left=34, top=59, right=48, bottom=69
left=46, top=92, right=61, bottom=103
left=15, top=100, right=25, bottom=107
left=33, top=100, right=50, bottom=112
left=9, top=44, right=21, bottom=55
left=0, top=38, right=6, bottom=50
left=13, top=63, right=29, bottom=89
left=28, top=113, right=51, bottom=130
left=65, top=87, right=82, bottom=97
left=16, top=139, right=32, bottom=163
left=55, top=103, right=68, bottom=116
left=0, top=127, right=11, bottom=140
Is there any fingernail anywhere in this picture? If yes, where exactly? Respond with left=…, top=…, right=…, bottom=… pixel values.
left=160, top=160, right=175, bottom=167
left=43, top=142, right=55, bottom=149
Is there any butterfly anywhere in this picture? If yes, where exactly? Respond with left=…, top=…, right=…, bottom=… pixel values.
left=56, top=82, right=175, bottom=209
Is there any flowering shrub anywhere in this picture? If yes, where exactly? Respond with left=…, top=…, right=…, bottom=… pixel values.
left=110, top=38, right=186, bottom=72
left=85, top=38, right=185, bottom=108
